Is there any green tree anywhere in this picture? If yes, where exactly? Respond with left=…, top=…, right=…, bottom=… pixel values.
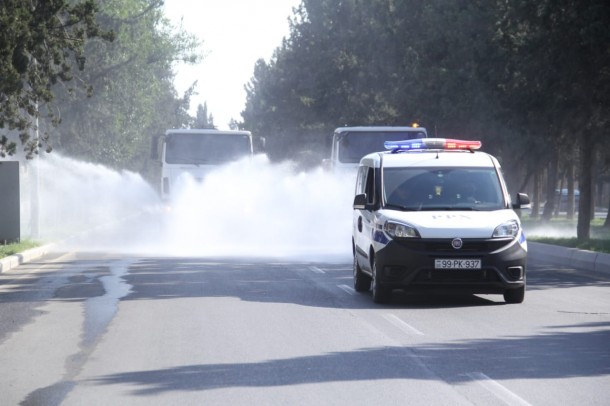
left=242, top=0, right=609, bottom=235
left=49, top=0, right=201, bottom=176
left=243, top=1, right=504, bottom=161
left=194, top=102, right=215, bottom=129
left=0, top=0, right=114, bottom=158
left=243, top=0, right=400, bottom=160
left=494, top=0, right=610, bottom=240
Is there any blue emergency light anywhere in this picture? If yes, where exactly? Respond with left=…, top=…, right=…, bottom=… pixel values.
left=384, top=138, right=482, bottom=152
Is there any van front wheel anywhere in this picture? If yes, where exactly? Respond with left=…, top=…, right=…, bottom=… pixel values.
left=371, top=261, right=390, bottom=304
left=504, top=285, right=525, bottom=304
left=353, top=256, right=372, bottom=292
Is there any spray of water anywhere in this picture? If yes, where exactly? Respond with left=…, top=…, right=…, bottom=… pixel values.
left=33, top=154, right=159, bottom=241
left=523, top=223, right=577, bottom=239
left=34, top=154, right=354, bottom=261
left=30, top=153, right=589, bottom=260
left=165, top=154, right=354, bottom=260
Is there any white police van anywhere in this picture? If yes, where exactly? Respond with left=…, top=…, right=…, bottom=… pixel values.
left=352, top=138, right=530, bottom=304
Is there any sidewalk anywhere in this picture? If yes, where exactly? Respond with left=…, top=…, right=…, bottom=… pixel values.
left=528, top=242, right=610, bottom=274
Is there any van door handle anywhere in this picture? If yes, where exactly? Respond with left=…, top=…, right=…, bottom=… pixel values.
left=358, top=216, right=363, bottom=232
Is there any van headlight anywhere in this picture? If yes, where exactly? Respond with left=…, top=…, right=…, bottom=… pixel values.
left=384, top=221, right=420, bottom=239
left=492, top=220, right=520, bottom=238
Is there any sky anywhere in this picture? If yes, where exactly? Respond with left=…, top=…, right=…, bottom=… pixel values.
left=164, top=0, right=302, bottom=129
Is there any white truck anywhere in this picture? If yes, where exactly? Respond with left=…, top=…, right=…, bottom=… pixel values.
left=325, top=126, right=428, bottom=172
left=153, top=129, right=256, bottom=200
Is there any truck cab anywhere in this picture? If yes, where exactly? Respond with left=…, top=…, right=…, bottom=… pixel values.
left=326, top=126, right=428, bottom=173
left=153, top=129, right=254, bottom=200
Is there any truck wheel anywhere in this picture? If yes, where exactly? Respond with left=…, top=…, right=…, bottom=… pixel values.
left=353, top=256, right=371, bottom=292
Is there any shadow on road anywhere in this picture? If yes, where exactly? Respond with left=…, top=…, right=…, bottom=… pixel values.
left=89, top=321, right=610, bottom=394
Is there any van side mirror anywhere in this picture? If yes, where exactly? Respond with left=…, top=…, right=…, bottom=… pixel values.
left=513, top=193, right=530, bottom=209
left=353, top=193, right=367, bottom=210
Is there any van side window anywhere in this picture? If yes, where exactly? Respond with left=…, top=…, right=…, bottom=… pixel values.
left=365, top=167, right=375, bottom=205
left=355, top=166, right=367, bottom=195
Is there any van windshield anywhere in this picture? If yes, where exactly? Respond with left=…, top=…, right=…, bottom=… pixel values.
left=165, top=133, right=251, bottom=164
left=338, top=131, right=427, bottom=163
left=383, top=167, right=505, bottom=211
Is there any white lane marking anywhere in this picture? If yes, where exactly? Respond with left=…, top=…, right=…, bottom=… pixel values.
left=383, top=313, right=424, bottom=336
left=337, top=284, right=355, bottom=295
left=308, top=266, right=325, bottom=274
left=466, top=372, right=533, bottom=406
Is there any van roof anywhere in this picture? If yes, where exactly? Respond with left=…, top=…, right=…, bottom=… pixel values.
left=362, top=150, right=498, bottom=169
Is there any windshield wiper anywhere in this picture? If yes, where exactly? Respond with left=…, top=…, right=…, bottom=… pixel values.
left=384, top=203, right=419, bottom=211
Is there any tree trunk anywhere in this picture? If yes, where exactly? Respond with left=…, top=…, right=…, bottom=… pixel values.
left=566, top=161, right=575, bottom=220
left=555, top=174, right=564, bottom=217
left=541, top=149, right=558, bottom=221
left=604, top=192, right=610, bottom=227
left=531, top=170, right=540, bottom=219
left=596, top=179, right=604, bottom=208
left=577, top=135, right=594, bottom=241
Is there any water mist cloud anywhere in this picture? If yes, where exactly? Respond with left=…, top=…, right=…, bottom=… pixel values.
left=36, top=154, right=355, bottom=261
left=165, top=155, right=354, bottom=260
left=34, top=154, right=159, bottom=242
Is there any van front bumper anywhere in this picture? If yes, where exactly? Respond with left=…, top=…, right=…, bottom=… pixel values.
left=374, top=237, right=526, bottom=294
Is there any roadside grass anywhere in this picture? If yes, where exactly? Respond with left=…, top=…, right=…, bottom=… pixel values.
left=523, top=215, right=610, bottom=254
left=0, top=240, right=41, bottom=259
left=528, top=237, right=610, bottom=254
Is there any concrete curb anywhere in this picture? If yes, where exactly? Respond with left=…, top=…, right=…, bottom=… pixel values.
left=0, top=243, right=55, bottom=274
left=0, top=211, right=149, bottom=274
left=529, top=241, right=610, bottom=274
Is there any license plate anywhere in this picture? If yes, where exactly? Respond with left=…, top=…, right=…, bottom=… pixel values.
left=434, top=259, right=481, bottom=269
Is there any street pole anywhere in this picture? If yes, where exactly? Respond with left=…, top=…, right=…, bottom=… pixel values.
left=30, top=100, right=40, bottom=240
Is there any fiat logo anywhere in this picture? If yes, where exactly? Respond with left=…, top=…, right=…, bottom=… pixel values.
left=451, top=238, right=463, bottom=250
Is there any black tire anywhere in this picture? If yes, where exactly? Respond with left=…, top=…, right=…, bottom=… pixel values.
left=371, top=261, right=390, bottom=304
left=353, top=256, right=372, bottom=292
left=504, top=285, right=525, bottom=304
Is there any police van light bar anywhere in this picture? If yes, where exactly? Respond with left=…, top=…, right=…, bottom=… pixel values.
left=384, top=138, right=482, bottom=152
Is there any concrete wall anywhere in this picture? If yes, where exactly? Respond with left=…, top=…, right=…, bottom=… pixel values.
left=0, top=161, right=20, bottom=242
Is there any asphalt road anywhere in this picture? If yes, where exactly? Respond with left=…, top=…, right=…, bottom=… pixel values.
left=1, top=249, right=609, bottom=405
